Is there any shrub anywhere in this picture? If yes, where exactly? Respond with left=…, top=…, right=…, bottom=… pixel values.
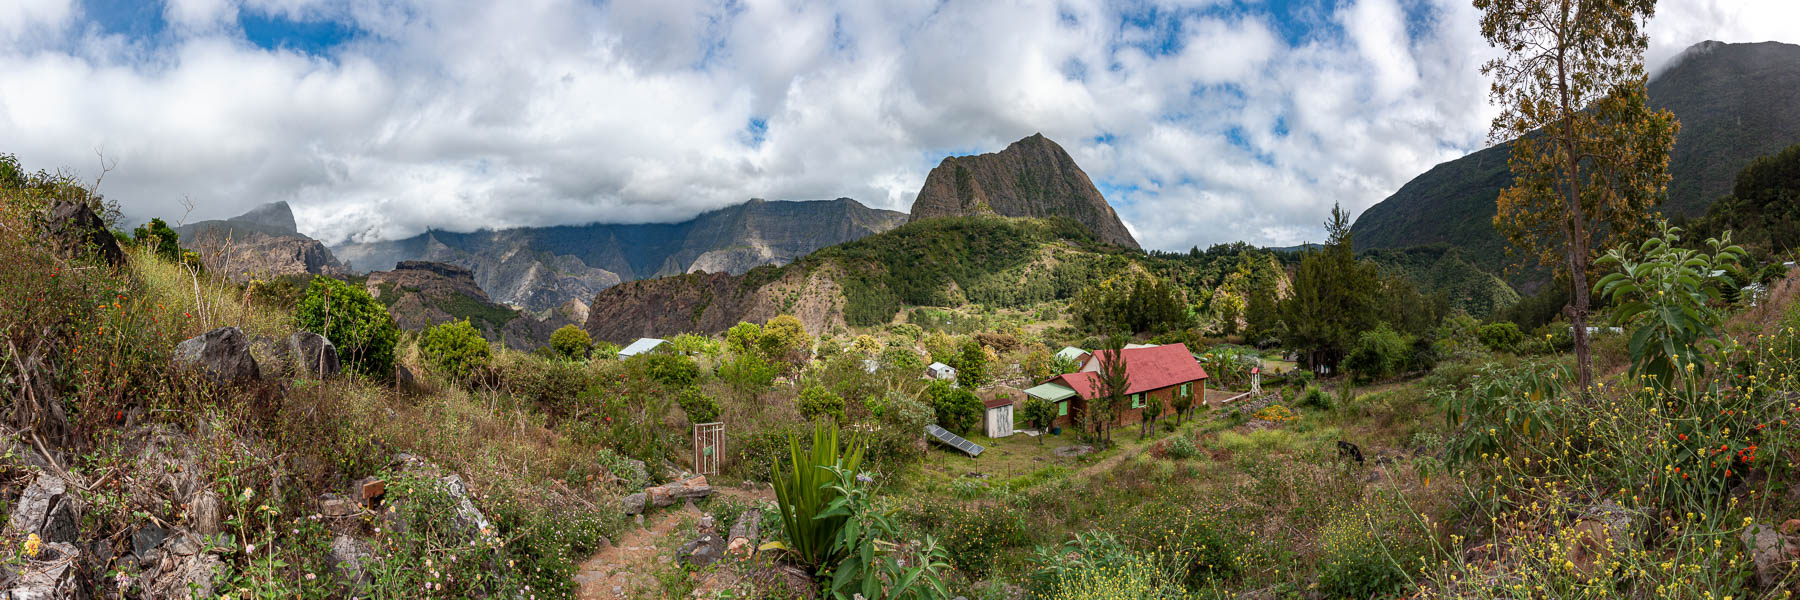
left=771, top=422, right=864, bottom=571
left=1295, top=385, right=1331, bottom=410
left=1251, top=404, right=1297, bottom=422
left=420, top=319, right=492, bottom=381
left=295, top=275, right=400, bottom=377
left=797, top=385, right=846, bottom=422
left=1316, top=494, right=1430, bottom=599
left=1476, top=321, right=1524, bottom=352
left=131, top=217, right=181, bottom=261
left=867, top=393, right=933, bottom=468
left=925, top=380, right=981, bottom=434
left=549, top=324, right=592, bottom=359
left=636, top=352, right=700, bottom=388
left=1164, top=434, right=1199, bottom=459
left=1344, top=324, right=1410, bottom=380
left=495, top=352, right=593, bottom=419
left=676, top=386, right=720, bottom=425
left=879, top=346, right=926, bottom=377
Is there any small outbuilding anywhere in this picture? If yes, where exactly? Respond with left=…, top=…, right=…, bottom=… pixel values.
left=1054, top=346, right=1090, bottom=364
left=618, top=338, right=670, bottom=359
left=926, top=362, right=957, bottom=381
left=983, top=396, right=1016, bottom=438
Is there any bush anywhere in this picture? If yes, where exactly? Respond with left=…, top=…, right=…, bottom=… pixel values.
left=1251, top=404, right=1297, bottom=422
left=495, top=353, right=593, bottom=419
left=797, top=385, right=846, bottom=422
left=549, top=325, right=592, bottom=359
left=1164, top=434, right=1199, bottom=459
left=1476, top=321, right=1524, bottom=352
left=1316, top=494, right=1429, bottom=599
left=1343, top=324, right=1410, bottom=380
left=295, top=275, right=400, bottom=377
left=420, top=319, right=492, bottom=381
left=925, top=380, right=982, bottom=434
left=677, top=386, right=720, bottom=425
left=637, top=352, right=700, bottom=388
left=131, top=217, right=181, bottom=261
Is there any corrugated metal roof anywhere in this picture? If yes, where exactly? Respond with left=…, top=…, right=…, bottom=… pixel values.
left=618, top=338, right=667, bottom=357
left=1023, top=382, right=1077, bottom=402
left=1055, top=347, right=1089, bottom=362
left=1069, top=344, right=1209, bottom=396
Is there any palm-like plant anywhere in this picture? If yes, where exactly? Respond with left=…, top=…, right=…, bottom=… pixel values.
left=771, top=422, right=865, bottom=571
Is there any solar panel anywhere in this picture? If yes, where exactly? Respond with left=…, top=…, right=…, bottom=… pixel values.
left=925, top=425, right=984, bottom=457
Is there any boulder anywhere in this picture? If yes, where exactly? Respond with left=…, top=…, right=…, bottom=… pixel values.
left=394, top=364, right=417, bottom=391
left=8, top=474, right=79, bottom=543
left=327, top=535, right=375, bottom=591
left=173, top=327, right=261, bottom=384
left=4, top=541, right=85, bottom=600
left=678, top=532, right=726, bottom=568
left=132, top=525, right=168, bottom=566
left=143, top=541, right=222, bottom=600
left=391, top=454, right=494, bottom=540
left=45, top=200, right=124, bottom=268
left=288, top=331, right=341, bottom=378
left=1743, top=522, right=1788, bottom=588
left=621, top=493, right=647, bottom=515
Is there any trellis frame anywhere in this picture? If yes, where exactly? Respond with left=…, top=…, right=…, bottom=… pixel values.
left=693, top=422, right=724, bottom=475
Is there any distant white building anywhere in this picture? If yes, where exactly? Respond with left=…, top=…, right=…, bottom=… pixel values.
left=618, top=338, right=669, bottom=359
left=926, top=362, right=958, bottom=381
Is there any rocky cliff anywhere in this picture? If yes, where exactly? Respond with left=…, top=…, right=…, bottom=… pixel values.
left=908, top=133, right=1138, bottom=249
left=366, top=261, right=576, bottom=350
left=334, top=198, right=905, bottom=312
left=583, top=264, right=849, bottom=344
left=177, top=202, right=345, bottom=282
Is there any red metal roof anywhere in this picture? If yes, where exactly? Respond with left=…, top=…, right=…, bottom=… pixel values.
left=983, top=396, right=1015, bottom=409
left=1068, top=344, right=1209, bottom=397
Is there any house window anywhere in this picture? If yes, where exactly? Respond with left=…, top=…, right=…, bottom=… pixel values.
left=1180, top=383, right=1190, bottom=396
left=1057, top=401, right=1068, bottom=417
left=1131, top=393, right=1143, bottom=408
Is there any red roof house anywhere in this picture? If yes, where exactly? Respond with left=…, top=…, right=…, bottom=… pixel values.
left=1038, top=344, right=1208, bottom=430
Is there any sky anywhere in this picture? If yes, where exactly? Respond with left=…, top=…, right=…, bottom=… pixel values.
left=0, top=0, right=1795, bottom=251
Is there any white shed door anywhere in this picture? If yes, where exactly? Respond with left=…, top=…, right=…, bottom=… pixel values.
left=988, top=406, right=1013, bottom=438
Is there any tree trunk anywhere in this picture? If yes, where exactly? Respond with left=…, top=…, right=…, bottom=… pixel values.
left=1555, top=1, right=1594, bottom=398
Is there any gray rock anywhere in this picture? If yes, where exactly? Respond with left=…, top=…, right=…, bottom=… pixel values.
left=288, top=331, right=341, bottom=378
left=189, top=491, right=221, bottom=536
left=328, top=535, right=375, bottom=590
left=145, top=549, right=222, bottom=599
left=1052, top=445, right=1094, bottom=458
left=438, top=474, right=493, bottom=537
left=133, top=525, right=168, bottom=563
left=46, top=199, right=124, bottom=268
left=173, top=327, right=261, bottom=384
left=1742, top=522, right=1787, bottom=588
left=8, top=474, right=78, bottom=543
left=623, top=458, right=649, bottom=486
left=622, top=493, right=647, bottom=515
left=395, top=364, right=417, bottom=390
left=678, top=533, right=726, bottom=568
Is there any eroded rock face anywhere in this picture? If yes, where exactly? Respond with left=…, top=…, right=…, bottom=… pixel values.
left=45, top=200, right=124, bottom=268
left=5, top=541, right=86, bottom=600
left=907, top=133, right=1139, bottom=249
left=328, top=535, right=375, bottom=592
left=8, top=474, right=79, bottom=544
left=173, top=327, right=261, bottom=384
left=288, top=331, right=341, bottom=378
left=176, top=202, right=347, bottom=283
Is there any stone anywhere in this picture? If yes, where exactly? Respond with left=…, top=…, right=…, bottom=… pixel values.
left=698, top=515, right=715, bottom=531
left=145, top=550, right=223, bottom=599
left=1782, top=519, right=1800, bottom=537
left=45, top=199, right=124, bottom=267
left=1744, top=523, right=1787, bottom=588
left=9, top=474, right=78, bottom=544
left=328, top=535, right=375, bottom=590
left=319, top=494, right=360, bottom=518
left=133, top=525, right=168, bottom=563
left=1052, top=445, right=1094, bottom=458
left=727, top=509, right=761, bottom=558
left=679, top=532, right=727, bottom=568
left=437, top=474, right=493, bottom=536
left=622, top=493, right=647, bottom=515
left=395, top=364, right=417, bottom=391
left=289, top=331, right=341, bottom=378
left=623, top=459, right=650, bottom=485
left=189, top=491, right=222, bottom=535
left=173, top=327, right=261, bottom=385
left=5, top=541, right=84, bottom=600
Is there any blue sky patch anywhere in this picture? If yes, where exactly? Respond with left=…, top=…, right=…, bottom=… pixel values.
left=239, top=10, right=361, bottom=55
left=82, top=0, right=166, bottom=40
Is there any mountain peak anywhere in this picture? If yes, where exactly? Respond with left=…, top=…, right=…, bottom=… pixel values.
left=231, top=201, right=297, bottom=234
left=908, top=134, right=1139, bottom=249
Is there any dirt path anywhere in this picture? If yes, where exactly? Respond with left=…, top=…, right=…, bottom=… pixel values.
left=573, top=487, right=776, bottom=600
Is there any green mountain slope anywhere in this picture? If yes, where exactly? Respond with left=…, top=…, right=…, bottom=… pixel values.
left=1351, top=41, right=1800, bottom=280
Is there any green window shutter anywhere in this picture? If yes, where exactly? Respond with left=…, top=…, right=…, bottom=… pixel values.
left=1131, top=393, right=1143, bottom=408
left=1058, top=401, right=1068, bottom=417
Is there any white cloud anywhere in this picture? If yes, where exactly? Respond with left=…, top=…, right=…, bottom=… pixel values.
left=0, top=0, right=1789, bottom=251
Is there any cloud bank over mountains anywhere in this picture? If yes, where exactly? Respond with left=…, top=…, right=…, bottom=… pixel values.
left=0, top=0, right=1793, bottom=250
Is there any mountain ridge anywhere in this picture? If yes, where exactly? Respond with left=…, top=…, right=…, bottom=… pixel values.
left=908, top=133, right=1140, bottom=249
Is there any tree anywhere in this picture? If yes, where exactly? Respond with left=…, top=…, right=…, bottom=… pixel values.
left=677, top=387, right=720, bottom=425
left=639, top=353, right=701, bottom=388
left=669, top=333, right=722, bottom=359
left=798, top=385, right=847, bottom=423
left=1086, top=335, right=1131, bottom=448
left=294, top=275, right=399, bottom=377
left=1170, top=382, right=1197, bottom=424
left=1478, top=0, right=1678, bottom=395
left=420, top=319, right=492, bottom=382
left=1279, top=204, right=1381, bottom=372
left=924, top=380, right=981, bottom=435
left=948, top=339, right=991, bottom=388
left=725, top=322, right=763, bottom=355
left=1070, top=272, right=1191, bottom=335
left=1243, top=278, right=1282, bottom=346
left=1139, top=391, right=1163, bottom=440
left=132, top=217, right=181, bottom=261
left=761, top=314, right=811, bottom=367
left=1343, top=324, right=1411, bottom=381
left=849, top=334, right=883, bottom=356
left=1020, top=396, right=1058, bottom=444
left=549, top=325, right=592, bottom=360
left=1476, top=322, right=1524, bottom=352
left=879, top=346, right=926, bottom=379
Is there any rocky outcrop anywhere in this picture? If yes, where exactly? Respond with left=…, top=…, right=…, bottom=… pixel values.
left=333, top=198, right=905, bottom=312
left=365, top=261, right=570, bottom=350
left=8, top=474, right=79, bottom=544
left=908, top=134, right=1138, bottom=249
left=584, top=263, right=848, bottom=344
left=46, top=200, right=125, bottom=268
left=179, top=202, right=345, bottom=283
left=173, top=327, right=261, bottom=384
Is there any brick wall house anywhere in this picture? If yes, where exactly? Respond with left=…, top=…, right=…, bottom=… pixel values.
left=1025, top=344, right=1208, bottom=431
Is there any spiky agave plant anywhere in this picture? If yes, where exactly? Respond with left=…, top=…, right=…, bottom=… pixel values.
left=770, top=421, right=865, bottom=572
